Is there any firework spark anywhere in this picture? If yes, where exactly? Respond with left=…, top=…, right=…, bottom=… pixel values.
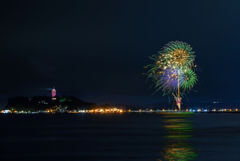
left=145, top=41, right=197, bottom=96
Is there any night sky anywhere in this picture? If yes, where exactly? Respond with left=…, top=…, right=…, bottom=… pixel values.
left=1, top=0, right=240, bottom=104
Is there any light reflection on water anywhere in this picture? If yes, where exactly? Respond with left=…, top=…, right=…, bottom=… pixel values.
left=158, top=113, right=198, bottom=161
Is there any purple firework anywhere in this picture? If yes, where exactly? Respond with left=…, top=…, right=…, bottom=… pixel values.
left=159, top=68, right=184, bottom=92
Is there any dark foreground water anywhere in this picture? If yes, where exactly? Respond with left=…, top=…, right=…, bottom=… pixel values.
left=0, top=113, right=239, bottom=161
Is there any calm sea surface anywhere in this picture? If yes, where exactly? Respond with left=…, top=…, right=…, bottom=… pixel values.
left=0, top=113, right=239, bottom=161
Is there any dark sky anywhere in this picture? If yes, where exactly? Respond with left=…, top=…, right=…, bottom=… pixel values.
left=1, top=0, right=240, bottom=104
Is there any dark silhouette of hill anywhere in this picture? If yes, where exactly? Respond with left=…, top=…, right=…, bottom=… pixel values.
left=6, top=96, right=95, bottom=111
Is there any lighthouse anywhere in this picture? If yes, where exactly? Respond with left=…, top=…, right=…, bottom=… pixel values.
left=52, top=87, right=56, bottom=100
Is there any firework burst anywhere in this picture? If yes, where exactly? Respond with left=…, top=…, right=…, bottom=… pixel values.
left=145, top=41, right=197, bottom=97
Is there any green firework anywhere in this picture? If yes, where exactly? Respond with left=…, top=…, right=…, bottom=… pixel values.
left=145, top=41, right=198, bottom=96
left=182, top=68, right=197, bottom=91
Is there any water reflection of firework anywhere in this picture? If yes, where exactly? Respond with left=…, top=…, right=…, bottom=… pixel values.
left=158, top=113, right=198, bottom=161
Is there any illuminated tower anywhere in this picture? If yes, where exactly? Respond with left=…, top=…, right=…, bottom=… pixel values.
left=52, top=87, right=56, bottom=100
